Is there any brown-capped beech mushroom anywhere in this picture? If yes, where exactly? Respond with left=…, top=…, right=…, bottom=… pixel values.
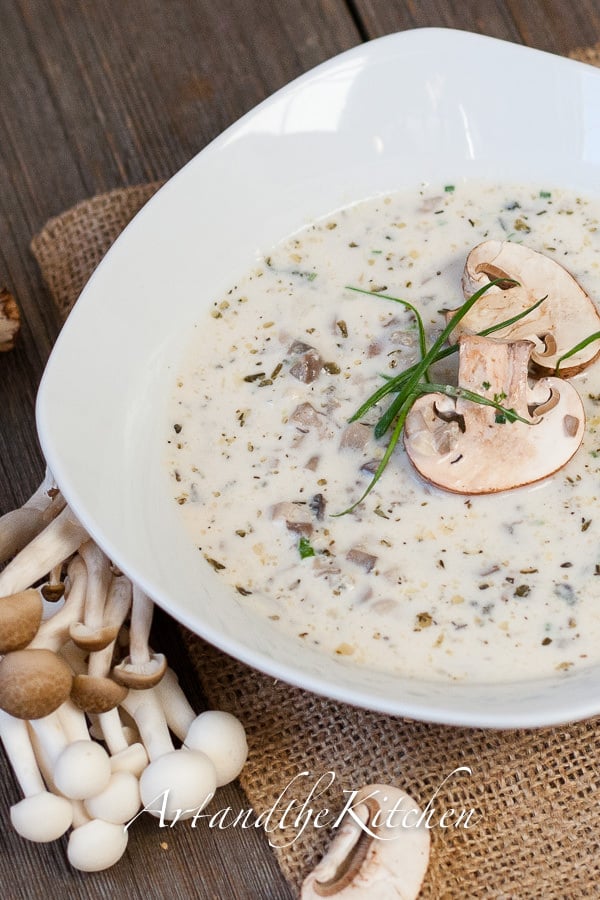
left=0, top=286, right=20, bottom=352
left=0, top=710, right=73, bottom=842
left=71, top=575, right=132, bottom=714
left=404, top=334, right=585, bottom=494
left=69, top=541, right=116, bottom=652
left=121, top=687, right=217, bottom=821
left=450, top=240, right=600, bottom=375
left=0, top=588, right=43, bottom=654
left=0, top=468, right=64, bottom=565
left=155, top=667, right=248, bottom=786
left=112, top=585, right=166, bottom=689
left=0, top=505, right=87, bottom=597
left=301, top=783, right=430, bottom=899
left=0, top=648, right=73, bottom=719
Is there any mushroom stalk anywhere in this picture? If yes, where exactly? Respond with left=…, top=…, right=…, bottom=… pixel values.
left=112, top=585, right=166, bottom=688
left=0, top=505, right=88, bottom=597
left=155, top=668, right=248, bottom=787
left=121, top=688, right=217, bottom=821
left=69, top=541, right=114, bottom=651
left=0, top=709, right=73, bottom=842
left=0, top=468, right=64, bottom=565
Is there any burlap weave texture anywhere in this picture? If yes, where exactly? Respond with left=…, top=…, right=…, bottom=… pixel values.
left=30, top=47, right=600, bottom=897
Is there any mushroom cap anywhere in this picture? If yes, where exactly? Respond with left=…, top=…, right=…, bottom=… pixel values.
left=0, top=648, right=73, bottom=719
left=0, top=588, right=43, bottom=654
left=84, top=770, right=141, bottom=825
left=404, top=335, right=585, bottom=494
left=112, top=652, right=167, bottom=689
left=109, top=742, right=148, bottom=778
left=71, top=674, right=128, bottom=714
left=67, top=818, right=129, bottom=871
left=184, top=711, right=248, bottom=787
left=301, top=783, right=430, bottom=899
left=139, top=748, right=217, bottom=821
left=10, top=791, right=73, bottom=842
left=69, top=622, right=119, bottom=652
left=53, top=739, right=112, bottom=800
left=451, top=240, right=600, bottom=375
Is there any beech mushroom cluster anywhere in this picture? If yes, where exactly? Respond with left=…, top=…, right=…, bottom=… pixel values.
left=0, top=471, right=248, bottom=871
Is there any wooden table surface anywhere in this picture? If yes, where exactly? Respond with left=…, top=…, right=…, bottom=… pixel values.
left=2, top=2, right=600, bottom=897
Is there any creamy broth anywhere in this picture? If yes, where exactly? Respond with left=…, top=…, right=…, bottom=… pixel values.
left=167, top=183, right=600, bottom=683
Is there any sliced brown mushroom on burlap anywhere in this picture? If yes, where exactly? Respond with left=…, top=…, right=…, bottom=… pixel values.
left=448, top=240, right=600, bottom=375
left=404, top=334, right=585, bottom=494
left=301, top=783, right=430, bottom=899
left=0, top=286, right=20, bottom=351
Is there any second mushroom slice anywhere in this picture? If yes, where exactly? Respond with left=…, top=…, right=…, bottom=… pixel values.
left=404, top=334, right=585, bottom=494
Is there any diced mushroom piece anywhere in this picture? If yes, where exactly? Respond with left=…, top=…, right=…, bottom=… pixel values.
left=309, top=493, right=326, bottom=520
left=449, top=240, right=600, bottom=375
left=289, top=345, right=324, bottom=383
left=346, top=548, right=377, bottom=573
left=340, top=422, right=372, bottom=451
left=271, top=502, right=314, bottom=536
left=404, top=334, right=585, bottom=494
left=0, top=287, right=20, bottom=352
left=301, top=783, right=430, bottom=899
left=290, top=402, right=327, bottom=434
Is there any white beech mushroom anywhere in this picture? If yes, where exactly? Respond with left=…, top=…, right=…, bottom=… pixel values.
left=121, top=687, right=217, bottom=821
left=34, top=702, right=112, bottom=801
left=0, top=504, right=88, bottom=598
left=71, top=574, right=131, bottom=714
left=449, top=240, right=600, bottom=375
left=67, top=800, right=129, bottom=872
left=0, top=709, right=73, bottom=842
left=0, top=468, right=65, bottom=565
left=0, top=286, right=20, bottom=352
left=404, top=334, right=585, bottom=494
left=156, top=667, right=248, bottom=786
left=69, top=541, right=117, bottom=652
left=112, top=585, right=167, bottom=689
left=301, top=783, right=430, bottom=899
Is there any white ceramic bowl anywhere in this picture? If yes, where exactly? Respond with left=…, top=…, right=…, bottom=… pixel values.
left=37, top=28, right=600, bottom=727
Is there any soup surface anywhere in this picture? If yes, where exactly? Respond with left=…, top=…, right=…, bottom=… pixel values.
left=167, top=182, right=600, bottom=683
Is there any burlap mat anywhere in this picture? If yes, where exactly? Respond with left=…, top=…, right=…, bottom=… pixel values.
left=30, top=47, right=600, bottom=898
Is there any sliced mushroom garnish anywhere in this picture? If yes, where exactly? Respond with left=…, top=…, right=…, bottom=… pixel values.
left=301, top=783, right=430, bottom=899
left=404, top=334, right=585, bottom=494
left=448, top=240, right=600, bottom=375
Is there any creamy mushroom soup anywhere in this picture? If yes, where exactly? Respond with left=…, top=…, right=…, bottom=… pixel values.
left=167, top=182, right=600, bottom=683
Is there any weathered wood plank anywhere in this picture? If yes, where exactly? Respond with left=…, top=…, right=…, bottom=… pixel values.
left=0, top=1, right=359, bottom=897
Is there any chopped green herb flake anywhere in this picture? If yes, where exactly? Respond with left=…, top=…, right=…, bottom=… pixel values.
left=298, top=537, right=315, bottom=559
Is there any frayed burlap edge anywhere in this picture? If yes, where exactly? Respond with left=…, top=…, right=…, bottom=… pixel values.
left=29, top=46, right=600, bottom=899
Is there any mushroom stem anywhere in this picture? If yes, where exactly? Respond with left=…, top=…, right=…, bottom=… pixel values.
left=121, top=688, right=174, bottom=762
left=154, top=666, right=196, bottom=738
left=31, top=555, right=87, bottom=652
left=0, top=506, right=88, bottom=597
left=111, top=585, right=167, bottom=689
left=122, top=688, right=217, bottom=822
left=0, top=710, right=73, bottom=842
left=0, top=469, right=64, bottom=565
left=129, top=585, right=154, bottom=665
